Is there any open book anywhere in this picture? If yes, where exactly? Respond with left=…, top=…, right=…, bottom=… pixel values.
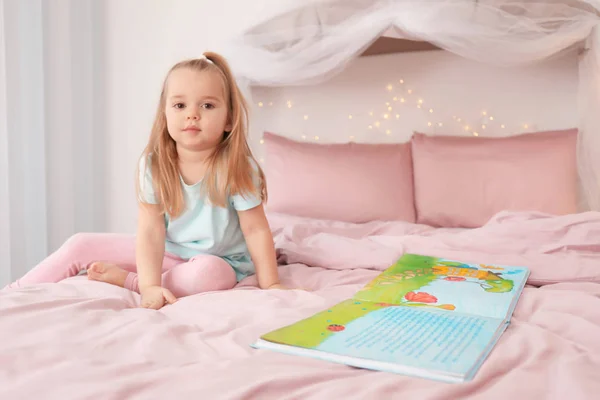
left=252, top=253, right=530, bottom=383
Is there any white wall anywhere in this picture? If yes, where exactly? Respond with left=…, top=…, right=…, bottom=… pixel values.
left=248, top=50, right=579, bottom=165
left=100, top=2, right=579, bottom=234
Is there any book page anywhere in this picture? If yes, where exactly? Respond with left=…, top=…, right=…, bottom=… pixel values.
left=354, top=254, right=529, bottom=320
left=261, top=298, right=502, bottom=376
left=313, top=305, right=503, bottom=377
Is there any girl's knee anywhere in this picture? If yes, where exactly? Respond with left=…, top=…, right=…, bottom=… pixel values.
left=61, top=233, right=130, bottom=268
left=63, top=233, right=98, bottom=252
left=62, top=232, right=131, bottom=255
left=192, top=256, right=237, bottom=291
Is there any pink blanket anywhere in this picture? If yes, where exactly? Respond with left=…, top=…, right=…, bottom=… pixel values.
left=1, top=211, right=600, bottom=399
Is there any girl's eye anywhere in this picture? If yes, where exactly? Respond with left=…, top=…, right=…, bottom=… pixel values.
left=202, top=103, right=214, bottom=110
left=174, top=103, right=185, bottom=109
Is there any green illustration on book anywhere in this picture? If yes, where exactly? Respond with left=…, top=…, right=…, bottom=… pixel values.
left=252, top=254, right=529, bottom=383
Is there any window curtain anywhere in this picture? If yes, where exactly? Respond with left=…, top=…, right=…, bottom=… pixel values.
left=0, top=0, right=105, bottom=287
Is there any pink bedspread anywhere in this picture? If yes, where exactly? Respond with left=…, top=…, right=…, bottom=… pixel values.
left=1, top=211, right=600, bottom=399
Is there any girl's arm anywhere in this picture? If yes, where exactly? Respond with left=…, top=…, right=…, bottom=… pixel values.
left=238, top=204, right=283, bottom=289
left=135, top=203, right=166, bottom=291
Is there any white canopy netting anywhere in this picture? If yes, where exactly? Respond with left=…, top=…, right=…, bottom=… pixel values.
left=221, top=0, right=600, bottom=211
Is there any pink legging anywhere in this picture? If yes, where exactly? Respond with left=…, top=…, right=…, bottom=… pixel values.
left=4, top=233, right=237, bottom=298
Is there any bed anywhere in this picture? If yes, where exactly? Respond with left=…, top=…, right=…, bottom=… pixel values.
left=2, top=209, right=600, bottom=399
left=4, top=2, right=600, bottom=398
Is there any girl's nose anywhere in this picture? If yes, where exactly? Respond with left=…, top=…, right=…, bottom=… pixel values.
left=187, top=114, right=199, bottom=120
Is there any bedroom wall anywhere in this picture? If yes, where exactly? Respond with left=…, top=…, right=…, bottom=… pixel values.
left=248, top=51, right=579, bottom=165
left=100, top=3, right=579, bottom=235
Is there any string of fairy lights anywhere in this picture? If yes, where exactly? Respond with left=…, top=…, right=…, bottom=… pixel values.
left=254, top=79, right=537, bottom=161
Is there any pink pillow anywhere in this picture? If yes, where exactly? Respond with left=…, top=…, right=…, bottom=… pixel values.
left=262, top=132, right=416, bottom=223
left=411, top=129, right=579, bottom=228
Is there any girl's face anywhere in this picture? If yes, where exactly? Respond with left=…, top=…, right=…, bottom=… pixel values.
left=164, top=67, right=232, bottom=154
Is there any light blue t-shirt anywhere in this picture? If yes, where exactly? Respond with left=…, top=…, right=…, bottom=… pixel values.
left=138, top=156, right=262, bottom=281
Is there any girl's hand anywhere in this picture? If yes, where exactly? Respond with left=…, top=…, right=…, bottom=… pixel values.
left=267, top=283, right=287, bottom=290
left=140, top=286, right=177, bottom=309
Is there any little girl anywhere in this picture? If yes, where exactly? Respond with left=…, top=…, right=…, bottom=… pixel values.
left=4, top=52, right=285, bottom=309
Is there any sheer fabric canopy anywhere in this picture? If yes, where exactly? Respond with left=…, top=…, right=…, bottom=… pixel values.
left=222, top=0, right=600, bottom=211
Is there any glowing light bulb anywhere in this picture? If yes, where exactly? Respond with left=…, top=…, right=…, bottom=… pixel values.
left=386, top=129, right=391, bottom=135
left=465, top=125, right=470, bottom=131
left=524, top=124, right=529, bottom=129
left=301, top=135, right=307, bottom=140
left=374, top=121, right=381, bottom=127
left=407, top=89, right=413, bottom=94
left=303, top=115, right=308, bottom=120
left=501, top=124, right=505, bottom=128
left=473, top=132, right=479, bottom=137
left=314, top=136, right=319, bottom=140
left=348, top=114, right=353, bottom=119
left=388, top=106, right=392, bottom=111
left=259, top=139, right=264, bottom=144
left=368, top=125, right=373, bottom=129
left=457, top=118, right=462, bottom=122
left=418, top=99, right=424, bottom=104
left=383, top=114, right=389, bottom=119
left=481, top=124, right=486, bottom=129
left=393, top=97, right=398, bottom=101
left=489, top=116, right=494, bottom=121
left=386, top=102, right=390, bottom=106
left=349, top=135, right=355, bottom=140
left=258, top=102, right=263, bottom=107
left=400, top=98, right=405, bottom=103
left=386, top=84, right=393, bottom=91
left=399, top=79, right=404, bottom=84
left=417, top=104, right=422, bottom=108
left=427, top=122, right=432, bottom=127
left=396, top=114, right=400, bottom=119
left=369, top=111, right=373, bottom=116
left=482, top=111, right=487, bottom=116
left=438, top=122, right=443, bottom=127
left=429, top=108, right=433, bottom=113
left=286, top=100, right=292, bottom=108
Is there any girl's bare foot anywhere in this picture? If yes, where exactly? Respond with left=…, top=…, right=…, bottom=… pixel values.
left=87, top=262, right=129, bottom=287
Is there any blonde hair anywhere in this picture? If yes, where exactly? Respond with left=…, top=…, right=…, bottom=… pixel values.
left=136, top=52, right=266, bottom=218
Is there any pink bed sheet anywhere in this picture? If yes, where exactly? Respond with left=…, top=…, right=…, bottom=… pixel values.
left=1, top=211, right=600, bottom=399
